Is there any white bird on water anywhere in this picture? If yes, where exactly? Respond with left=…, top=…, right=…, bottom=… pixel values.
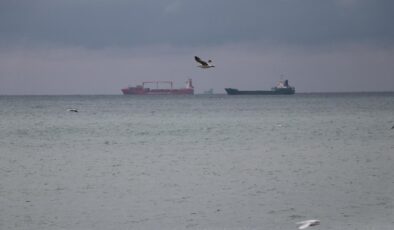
left=194, top=56, right=215, bottom=68
left=296, top=219, right=320, bottom=229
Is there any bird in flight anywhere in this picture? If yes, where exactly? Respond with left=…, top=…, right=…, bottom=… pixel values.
left=194, top=56, right=215, bottom=68
left=296, top=220, right=320, bottom=229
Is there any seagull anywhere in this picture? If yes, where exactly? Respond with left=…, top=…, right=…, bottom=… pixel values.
left=194, top=56, right=215, bottom=68
left=296, top=220, right=320, bottom=229
left=67, top=109, right=78, bottom=112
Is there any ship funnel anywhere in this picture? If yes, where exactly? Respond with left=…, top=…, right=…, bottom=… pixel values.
left=186, top=79, right=194, bottom=89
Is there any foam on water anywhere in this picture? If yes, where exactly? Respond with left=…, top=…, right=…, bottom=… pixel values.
left=1, top=93, right=393, bottom=230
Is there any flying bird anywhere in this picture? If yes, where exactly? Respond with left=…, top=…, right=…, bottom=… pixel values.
left=296, top=220, right=320, bottom=229
left=194, top=56, right=215, bottom=68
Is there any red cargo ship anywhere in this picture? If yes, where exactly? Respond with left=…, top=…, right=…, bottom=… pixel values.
left=122, top=79, right=194, bottom=95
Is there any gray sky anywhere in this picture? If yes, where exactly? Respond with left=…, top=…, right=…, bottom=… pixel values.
left=1, top=0, right=393, bottom=94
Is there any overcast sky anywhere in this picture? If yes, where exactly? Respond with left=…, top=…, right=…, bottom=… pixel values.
left=1, top=0, right=393, bottom=94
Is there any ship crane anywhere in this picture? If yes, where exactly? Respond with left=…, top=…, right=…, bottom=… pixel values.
left=142, top=81, right=173, bottom=89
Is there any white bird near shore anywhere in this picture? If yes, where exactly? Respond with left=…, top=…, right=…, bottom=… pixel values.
left=194, top=56, right=215, bottom=68
left=296, top=220, right=320, bottom=229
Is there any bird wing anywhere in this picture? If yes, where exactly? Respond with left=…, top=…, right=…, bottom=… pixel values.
left=297, top=220, right=319, bottom=229
left=298, top=223, right=310, bottom=229
left=195, top=56, right=208, bottom=66
left=296, top=220, right=318, bottom=225
left=296, top=220, right=309, bottom=225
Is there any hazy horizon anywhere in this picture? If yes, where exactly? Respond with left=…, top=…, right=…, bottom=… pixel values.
left=1, top=0, right=394, bottom=95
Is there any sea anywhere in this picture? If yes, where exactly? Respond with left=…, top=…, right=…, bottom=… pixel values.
left=1, top=93, right=393, bottom=230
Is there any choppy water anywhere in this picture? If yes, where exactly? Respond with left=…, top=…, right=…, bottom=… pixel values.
left=1, top=93, right=393, bottom=230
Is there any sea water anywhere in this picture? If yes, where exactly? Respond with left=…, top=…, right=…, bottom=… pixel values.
left=0, top=93, right=393, bottom=230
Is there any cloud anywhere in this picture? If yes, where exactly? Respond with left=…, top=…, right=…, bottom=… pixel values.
left=336, top=0, right=358, bottom=7
left=164, top=0, right=182, bottom=14
left=1, top=0, right=393, bottom=49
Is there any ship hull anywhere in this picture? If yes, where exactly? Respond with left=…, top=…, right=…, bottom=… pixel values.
left=225, top=88, right=295, bottom=95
